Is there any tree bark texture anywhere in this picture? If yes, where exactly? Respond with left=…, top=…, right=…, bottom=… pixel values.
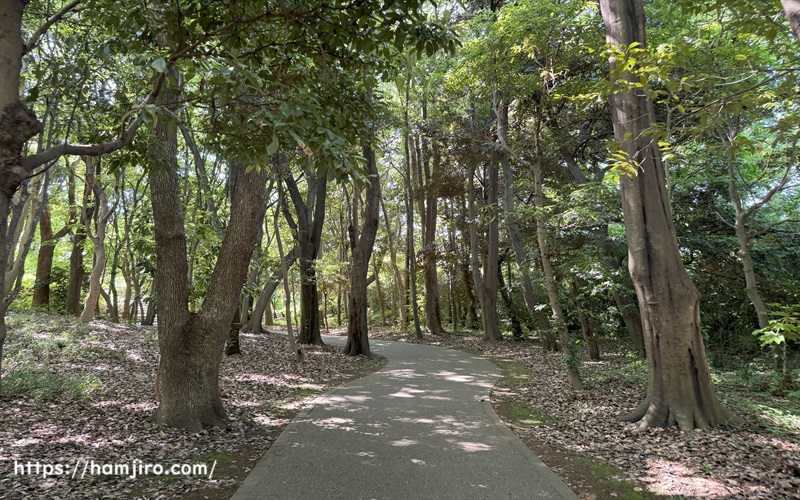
left=79, top=157, right=115, bottom=323
left=782, top=0, right=800, bottom=42
left=149, top=46, right=270, bottom=428
left=468, top=163, right=502, bottom=341
left=600, top=0, right=730, bottom=430
left=417, top=116, right=444, bottom=335
left=0, top=0, right=44, bottom=384
left=404, top=113, right=423, bottom=339
left=345, top=143, right=381, bottom=356
left=283, top=168, right=327, bottom=345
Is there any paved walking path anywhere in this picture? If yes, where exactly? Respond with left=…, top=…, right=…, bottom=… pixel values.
left=231, top=336, right=577, bottom=500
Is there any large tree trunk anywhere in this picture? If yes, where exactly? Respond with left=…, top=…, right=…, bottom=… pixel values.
left=148, top=33, right=269, bottom=427
left=344, top=143, right=381, bottom=356
left=0, top=0, right=44, bottom=384
left=600, top=0, right=730, bottom=430
left=151, top=157, right=268, bottom=430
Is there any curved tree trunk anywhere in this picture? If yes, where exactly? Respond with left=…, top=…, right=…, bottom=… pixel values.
left=242, top=246, right=297, bottom=333
left=80, top=156, right=115, bottom=323
left=600, top=0, right=729, bottom=430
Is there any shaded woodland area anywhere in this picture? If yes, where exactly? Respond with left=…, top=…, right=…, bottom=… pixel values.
left=1, top=0, right=799, bottom=497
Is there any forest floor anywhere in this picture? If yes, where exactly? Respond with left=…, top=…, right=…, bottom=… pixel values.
left=354, top=326, right=800, bottom=499
left=0, top=312, right=385, bottom=499
left=1, top=312, right=798, bottom=499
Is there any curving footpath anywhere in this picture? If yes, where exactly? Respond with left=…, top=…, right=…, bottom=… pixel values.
left=231, top=336, right=578, bottom=500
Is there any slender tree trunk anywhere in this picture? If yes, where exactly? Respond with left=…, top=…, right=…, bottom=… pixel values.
left=381, top=196, right=407, bottom=330
left=66, top=180, right=94, bottom=315
left=497, top=98, right=558, bottom=350
left=242, top=246, right=297, bottom=333
left=403, top=95, right=423, bottom=339
left=570, top=279, right=600, bottom=360
left=283, top=168, right=327, bottom=345
left=275, top=201, right=303, bottom=362
left=419, top=108, right=444, bottom=335
left=532, top=153, right=583, bottom=389
left=32, top=207, right=57, bottom=306
left=613, top=290, right=646, bottom=357
left=725, top=148, right=769, bottom=329
left=345, top=143, right=381, bottom=356
left=5, top=175, right=46, bottom=300
left=373, top=255, right=387, bottom=325
left=600, top=0, right=729, bottom=430
left=80, top=157, right=114, bottom=323
left=468, top=163, right=502, bottom=341
left=498, top=255, right=524, bottom=338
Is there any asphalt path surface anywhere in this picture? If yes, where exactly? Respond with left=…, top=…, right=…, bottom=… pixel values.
left=231, top=336, right=578, bottom=500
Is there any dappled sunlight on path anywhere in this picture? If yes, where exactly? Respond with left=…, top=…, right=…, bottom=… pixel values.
left=232, top=338, right=577, bottom=500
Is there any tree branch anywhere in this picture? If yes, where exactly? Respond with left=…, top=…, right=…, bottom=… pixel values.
left=21, top=73, right=166, bottom=171
left=23, top=0, right=83, bottom=55
left=714, top=211, right=736, bottom=229
left=748, top=219, right=800, bottom=239
left=742, top=161, right=794, bottom=220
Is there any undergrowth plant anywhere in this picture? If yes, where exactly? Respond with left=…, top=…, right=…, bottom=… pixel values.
left=753, top=304, right=800, bottom=392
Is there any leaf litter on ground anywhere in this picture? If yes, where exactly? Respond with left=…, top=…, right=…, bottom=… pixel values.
left=0, top=312, right=384, bottom=499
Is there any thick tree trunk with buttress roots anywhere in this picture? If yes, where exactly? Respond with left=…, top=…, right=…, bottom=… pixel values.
left=600, top=0, right=730, bottom=430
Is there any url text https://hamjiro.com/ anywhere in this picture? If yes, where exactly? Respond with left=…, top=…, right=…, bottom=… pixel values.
left=11, top=459, right=217, bottom=480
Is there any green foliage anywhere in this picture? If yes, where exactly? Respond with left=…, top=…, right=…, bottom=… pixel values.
left=1, top=368, right=102, bottom=402
left=753, top=304, right=800, bottom=348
